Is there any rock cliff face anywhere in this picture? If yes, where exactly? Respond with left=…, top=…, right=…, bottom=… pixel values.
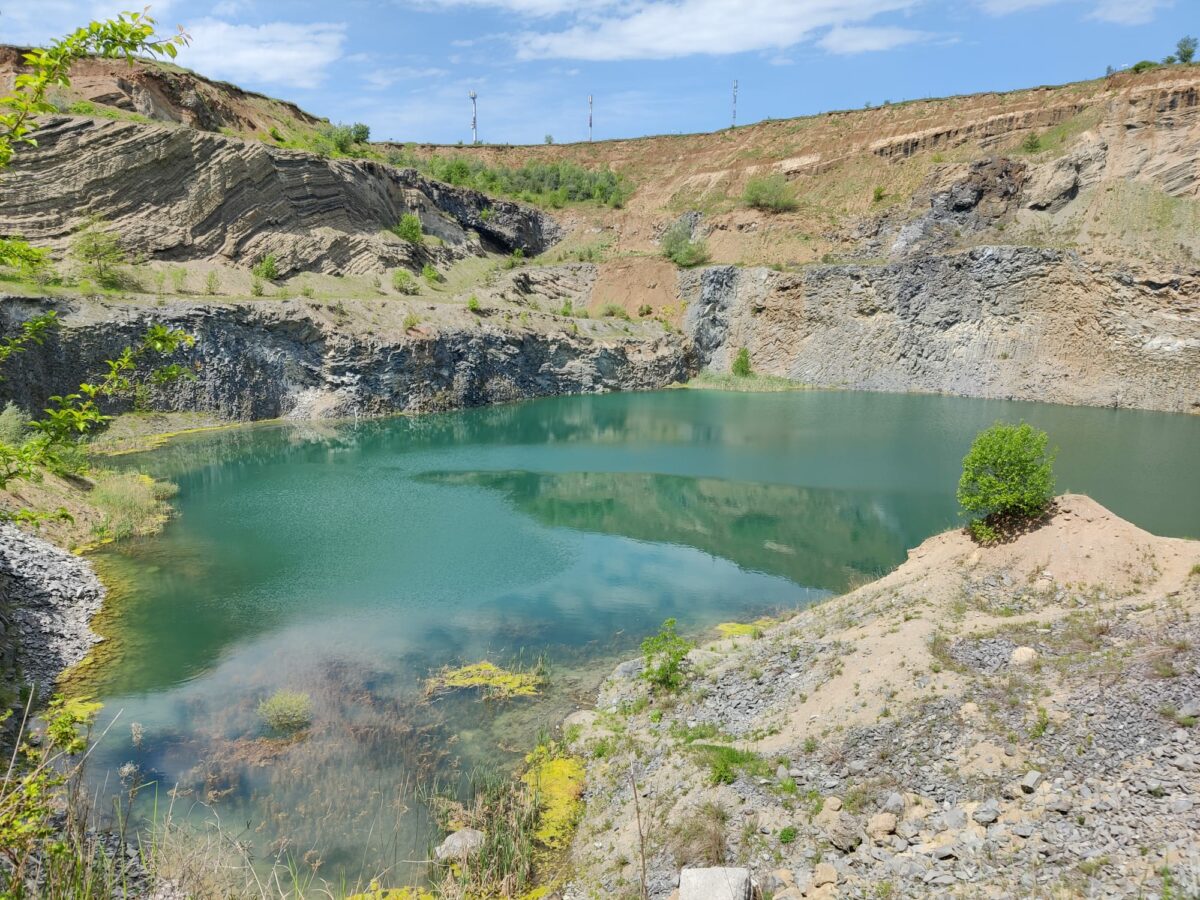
left=0, top=117, right=559, bottom=276
left=682, top=249, right=1200, bottom=413
left=0, top=296, right=688, bottom=421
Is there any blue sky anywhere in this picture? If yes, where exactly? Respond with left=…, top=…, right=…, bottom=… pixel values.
left=1, top=1, right=1194, bottom=144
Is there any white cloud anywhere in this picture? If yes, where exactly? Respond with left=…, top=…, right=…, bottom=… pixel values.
left=515, top=0, right=921, bottom=61
left=406, top=0, right=611, bottom=17
left=175, top=19, right=347, bottom=90
left=0, top=1, right=180, bottom=44
left=364, top=65, right=450, bottom=89
left=1088, top=0, right=1170, bottom=24
left=819, top=25, right=931, bottom=53
left=978, top=0, right=1171, bottom=22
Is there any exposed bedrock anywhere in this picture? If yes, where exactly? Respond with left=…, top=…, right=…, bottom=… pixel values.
left=0, top=117, right=560, bottom=276
left=0, top=297, right=689, bottom=421
left=682, top=248, right=1200, bottom=413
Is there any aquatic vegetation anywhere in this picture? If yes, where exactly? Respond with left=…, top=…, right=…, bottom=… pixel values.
left=715, top=618, right=773, bottom=638
left=347, top=886, right=434, bottom=900
left=257, top=689, right=313, bottom=734
left=522, top=743, right=585, bottom=850
left=426, top=661, right=544, bottom=700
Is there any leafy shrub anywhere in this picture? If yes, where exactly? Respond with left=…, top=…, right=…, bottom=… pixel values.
left=69, top=217, right=126, bottom=288
left=480, top=207, right=493, bottom=221
left=872, top=185, right=886, bottom=203
left=0, top=237, right=52, bottom=280
left=641, top=618, right=692, bottom=691
left=779, top=825, right=798, bottom=844
left=389, top=152, right=632, bottom=208
left=204, top=271, right=219, bottom=295
left=1130, top=60, right=1159, bottom=73
left=504, top=247, right=526, bottom=269
left=393, top=213, right=423, bottom=244
left=599, top=303, right=628, bottom=319
left=957, top=422, right=1055, bottom=542
left=251, top=254, right=278, bottom=281
left=0, top=401, right=28, bottom=445
left=349, top=122, right=370, bottom=144
left=731, top=347, right=751, bottom=377
left=1021, top=132, right=1042, bottom=153
left=403, top=311, right=419, bottom=330
left=268, top=126, right=284, bottom=142
left=250, top=276, right=265, bottom=297
left=467, top=295, right=481, bottom=313
left=637, top=303, right=653, bottom=317
left=392, top=268, right=419, bottom=294
left=257, top=690, right=313, bottom=734
left=68, top=99, right=96, bottom=115
left=743, top=174, right=797, bottom=212
left=1178, top=36, right=1198, bottom=64
left=661, top=221, right=709, bottom=268
left=421, top=263, right=441, bottom=284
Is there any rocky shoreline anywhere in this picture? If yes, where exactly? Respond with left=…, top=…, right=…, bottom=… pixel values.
left=0, top=523, right=104, bottom=698
left=560, top=496, right=1200, bottom=899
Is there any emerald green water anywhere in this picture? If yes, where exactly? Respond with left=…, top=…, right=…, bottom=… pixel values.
left=85, top=390, right=1199, bottom=885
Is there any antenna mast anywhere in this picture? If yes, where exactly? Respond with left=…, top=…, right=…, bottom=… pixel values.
left=469, top=91, right=478, bottom=144
left=731, top=80, right=738, bottom=128
left=588, top=94, right=593, bottom=142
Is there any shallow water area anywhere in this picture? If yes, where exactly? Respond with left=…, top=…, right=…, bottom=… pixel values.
left=79, top=389, right=1200, bottom=885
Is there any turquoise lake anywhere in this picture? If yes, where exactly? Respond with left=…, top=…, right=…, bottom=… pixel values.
left=82, top=389, right=1200, bottom=885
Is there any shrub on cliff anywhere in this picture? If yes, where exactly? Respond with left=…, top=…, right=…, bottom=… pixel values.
left=743, top=174, right=797, bottom=212
left=392, top=268, right=419, bottom=294
left=251, top=254, right=279, bottom=281
left=69, top=217, right=127, bottom=289
left=732, top=347, right=752, bottom=377
left=958, top=422, right=1055, bottom=543
left=661, top=221, right=709, bottom=268
left=393, top=213, right=423, bottom=244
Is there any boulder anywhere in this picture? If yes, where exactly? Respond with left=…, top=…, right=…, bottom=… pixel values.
left=867, top=812, right=898, bottom=841
left=812, top=862, right=839, bottom=887
left=678, top=867, right=752, bottom=900
left=1020, top=770, right=1044, bottom=794
left=972, top=800, right=1001, bottom=825
left=434, top=827, right=484, bottom=861
left=825, top=812, right=863, bottom=852
left=1010, top=646, right=1038, bottom=667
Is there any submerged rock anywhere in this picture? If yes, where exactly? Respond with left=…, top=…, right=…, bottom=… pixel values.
left=433, top=827, right=484, bottom=862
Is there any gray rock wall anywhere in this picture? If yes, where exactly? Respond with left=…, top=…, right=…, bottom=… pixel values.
left=682, top=248, right=1200, bottom=413
left=0, top=297, right=690, bottom=421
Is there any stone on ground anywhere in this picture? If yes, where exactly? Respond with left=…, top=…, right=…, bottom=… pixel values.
left=678, top=867, right=752, bottom=900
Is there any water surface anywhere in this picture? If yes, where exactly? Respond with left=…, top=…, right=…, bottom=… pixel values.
left=83, top=390, right=1200, bottom=884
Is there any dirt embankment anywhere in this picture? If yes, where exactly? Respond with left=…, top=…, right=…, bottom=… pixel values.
left=562, top=495, right=1200, bottom=898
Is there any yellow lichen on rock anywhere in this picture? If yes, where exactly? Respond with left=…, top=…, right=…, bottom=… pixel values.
left=522, top=744, right=585, bottom=850
left=715, top=618, right=772, bottom=637
left=346, top=886, right=435, bottom=900
left=425, top=661, right=543, bottom=700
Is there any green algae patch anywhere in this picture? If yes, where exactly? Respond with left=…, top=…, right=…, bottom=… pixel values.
left=346, top=887, right=435, bottom=900
left=426, top=661, right=544, bottom=700
left=716, top=618, right=773, bottom=638
left=522, top=743, right=585, bottom=850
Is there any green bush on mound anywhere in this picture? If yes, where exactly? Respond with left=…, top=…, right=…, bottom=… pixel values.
left=957, top=422, right=1055, bottom=543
